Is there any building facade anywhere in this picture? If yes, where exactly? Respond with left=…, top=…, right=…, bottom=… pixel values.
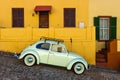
left=0, top=0, right=120, bottom=69
left=89, top=0, right=120, bottom=69
left=0, top=0, right=96, bottom=65
left=0, top=0, right=89, bottom=28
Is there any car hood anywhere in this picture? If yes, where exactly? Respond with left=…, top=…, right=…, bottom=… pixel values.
left=68, top=52, right=83, bottom=59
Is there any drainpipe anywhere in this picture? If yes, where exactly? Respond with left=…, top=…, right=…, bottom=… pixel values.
left=70, top=38, right=72, bottom=52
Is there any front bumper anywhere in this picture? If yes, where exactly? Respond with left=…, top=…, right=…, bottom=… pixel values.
left=14, top=53, right=20, bottom=59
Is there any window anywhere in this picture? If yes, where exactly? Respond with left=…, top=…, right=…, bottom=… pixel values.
left=39, top=11, right=49, bottom=28
left=64, top=8, right=76, bottom=27
left=12, top=8, right=24, bottom=27
left=36, top=43, right=50, bottom=50
left=100, top=18, right=109, bottom=40
left=51, top=44, right=66, bottom=53
left=94, top=16, right=117, bottom=40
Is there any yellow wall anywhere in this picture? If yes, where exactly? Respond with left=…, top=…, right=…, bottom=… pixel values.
left=89, top=0, right=120, bottom=39
left=0, top=27, right=96, bottom=65
left=0, top=0, right=89, bottom=28
left=0, top=0, right=96, bottom=65
left=118, top=40, right=120, bottom=52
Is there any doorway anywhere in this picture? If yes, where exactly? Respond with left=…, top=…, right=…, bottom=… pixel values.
left=39, top=11, right=49, bottom=28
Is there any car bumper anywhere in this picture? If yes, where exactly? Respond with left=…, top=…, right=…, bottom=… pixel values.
left=14, top=53, right=20, bottom=59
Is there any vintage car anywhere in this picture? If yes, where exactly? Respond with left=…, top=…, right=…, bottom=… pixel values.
left=17, top=37, right=89, bottom=74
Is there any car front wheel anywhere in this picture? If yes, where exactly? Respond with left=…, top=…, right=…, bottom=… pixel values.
left=24, top=54, right=36, bottom=66
left=73, top=62, right=85, bottom=74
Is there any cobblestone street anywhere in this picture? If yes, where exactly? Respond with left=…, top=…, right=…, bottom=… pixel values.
left=0, top=51, right=120, bottom=80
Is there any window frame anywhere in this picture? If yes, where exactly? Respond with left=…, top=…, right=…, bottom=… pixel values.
left=64, top=8, right=76, bottom=27
left=99, top=17, right=110, bottom=40
left=94, top=16, right=117, bottom=41
left=51, top=44, right=67, bottom=53
left=12, top=8, right=24, bottom=27
left=36, top=43, right=50, bottom=50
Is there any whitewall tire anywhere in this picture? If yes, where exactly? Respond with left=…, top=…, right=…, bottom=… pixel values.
left=24, top=54, right=36, bottom=66
left=73, top=62, right=85, bottom=74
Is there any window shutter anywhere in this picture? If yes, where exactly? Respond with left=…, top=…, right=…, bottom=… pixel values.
left=110, top=17, right=117, bottom=40
left=94, top=17, right=100, bottom=40
left=12, top=8, right=24, bottom=27
left=64, top=8, right=75, bottom=27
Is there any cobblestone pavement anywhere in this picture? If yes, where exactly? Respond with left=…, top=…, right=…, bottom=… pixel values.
left=0, top=51, right=120, bottom=80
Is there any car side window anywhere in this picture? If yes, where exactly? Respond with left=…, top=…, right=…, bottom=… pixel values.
left=36, top=43, right=50, bottom=50
left=51, top=44, right=66, bottom=53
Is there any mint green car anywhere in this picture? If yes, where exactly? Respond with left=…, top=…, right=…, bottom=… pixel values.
left=18, top=37, right=89, bottom=74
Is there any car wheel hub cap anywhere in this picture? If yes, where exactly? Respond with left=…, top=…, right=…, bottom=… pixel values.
left=76, top=66, right=81, bottom=71
left=28, top=58, right=33, bottom=62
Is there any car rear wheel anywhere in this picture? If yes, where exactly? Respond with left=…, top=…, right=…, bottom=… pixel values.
left=73, top=62, right=85, bottom=74
left=24, top=54, right=36, bottom=66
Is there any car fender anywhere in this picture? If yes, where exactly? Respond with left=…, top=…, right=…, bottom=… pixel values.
left=18, top=49, right=40, bottom=65
left=67, top=58, right=88, bottom=70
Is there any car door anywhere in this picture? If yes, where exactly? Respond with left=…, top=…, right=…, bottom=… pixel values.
left=36, top=43, right=50, bottom=64
left=48, top=44, right=68, bottom=67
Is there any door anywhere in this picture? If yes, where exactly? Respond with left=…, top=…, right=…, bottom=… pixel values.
left=36, top=43, right=50, bottom=63
left=48, top=44, right=68, bottom=67
left=39, top=11, right=49, bottom=28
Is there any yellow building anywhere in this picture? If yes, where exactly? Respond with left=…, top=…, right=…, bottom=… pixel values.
left=0, top=0, right=120, bottom=69
left=0, top=0, right=96, bottom=65
left=0, top=0, right=89, bottom=28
